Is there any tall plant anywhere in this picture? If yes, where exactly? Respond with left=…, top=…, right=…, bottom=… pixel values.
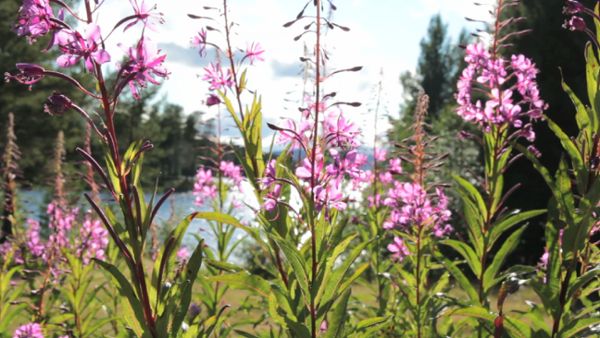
left=188, top=0, right=386, bottom=336
left=1, top=113, right=21, bottom=243
left=500, top=1, right=600, bottom=336
left=5, top=0, right=211, bottom=336
left=449, top=0, right=547, bottom=336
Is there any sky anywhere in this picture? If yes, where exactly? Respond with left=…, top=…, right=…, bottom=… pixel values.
left=94, top=0, right=496, bottom=146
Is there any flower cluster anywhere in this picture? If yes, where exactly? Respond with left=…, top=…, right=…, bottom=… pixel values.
left=192, top=25, right=265, bottom=103
left=14, top=0, right=55, bottom=43
left=456, top=43, right=546, bottom=140
left=77, top=214, right=109, bottom=265
left=383, top=183, right=452, bottom=237
left=193, top=161, right=244, bottom=206
left=121, top=37, right=168, bottom=99
left=8, top=0, right=168, bottom=99
left=268, top=102, right=364, bottom=212
left=13, top=323, right=44, bottom=338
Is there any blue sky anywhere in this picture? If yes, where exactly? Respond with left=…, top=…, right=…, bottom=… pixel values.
left=98, top=0, right=495, bottom=145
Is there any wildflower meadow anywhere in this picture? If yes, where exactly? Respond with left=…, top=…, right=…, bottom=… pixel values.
left=0, top=0, right=599, bottom=337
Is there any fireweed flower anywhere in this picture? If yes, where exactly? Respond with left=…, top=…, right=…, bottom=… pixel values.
left=55, top=24, right=111, bottom=72
left=456, top=42, right=546, bottom=139
left=387, top=236, right=410, bottom=262
left=14, top=0, right=55, bottom=43
left=26, top=219, right=45, bottom=258
left=383, top=182, right=452, bottom=237
left=193, top=167, right=217, bottom=205
left=13, top=323, right=44, bottom=338
left=122, top=37, right=168, bottom=100
left=124, top=0, right=164, bottom=31
left=202, top=63, right=234, bottom=91
left=219, top=161, right=243, bottom=187
left=245, top=42, right=265, bottom=64
left=323, top=110, right=361, bottom=148
left=176, top=247, right=190, bottom=264
left=77, top=215, right=109, bottom=265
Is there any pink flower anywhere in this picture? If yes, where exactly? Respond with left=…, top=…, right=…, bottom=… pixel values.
left=260, top=160, right=277, bottom=188
left=192, top=29, right=208, bottom=57
left=455, top=42, right=546, bottom=142
left=264, top=184, right=282, bottom=212
left=55, top=24, right=111, bottom=72
left=219, top=161, right=243, bottom=187
left=245, top=42, right=265, bottom=64
left=176, top=247, right=190, bottom=264
left=125, top=0, right=164, bottom=31
left=13, top=323, right=44, bottom=338
left=202, top=63, right=234, bottom=91
left=389, top=158, right=402, bottom=174
left=122, top=37, right=168, bottom=100
left=26, top=219, right=45, bottom=258
left=374, top=148, right=387, bottom=162
left=77, top=215, right=109, bottom=265
left=387, top=236, right=410, bottom=262
left=193, top=167, right=217, bottom=205
left=275, top=119, right=312, bottom=149
left=323, top=110, right=361, bottom=148
left=14, top=0, right=55, bottom=43
left=383, top=183, right=451, bottom=237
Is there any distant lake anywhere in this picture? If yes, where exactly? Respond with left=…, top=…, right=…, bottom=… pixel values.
left=16, top=185, right=257, bottom=255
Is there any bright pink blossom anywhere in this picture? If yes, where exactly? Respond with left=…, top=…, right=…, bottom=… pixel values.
left=455, top=42, right=546, bottom=140
left=193, top=167, right=217, bottom=205
left=77, top=215, right=109, bottom=265
left=219, top=161, right=243, bottom=187
left=387, top=236, right=410, bottom=262
left=202, top=63, right=234, bottom=91
left=13, top=323, right=44, bottom=338
left=122, top=37, right=168, bottom=99
left=14, top=0, right=55, bottom=43
left=245, top=42, right=265, bottom=64
left=26, top=219, right=45, bottom=258
left=125, top=0, right=164, bottom=31
left=55, top=24, right=111, bottom=72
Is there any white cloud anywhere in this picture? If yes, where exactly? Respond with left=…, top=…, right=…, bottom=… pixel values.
left=80, top=0, right=497, bottom=147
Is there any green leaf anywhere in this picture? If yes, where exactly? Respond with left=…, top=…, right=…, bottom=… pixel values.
left=207, top=272, right=271, bottom=298
left=322, top=289, right=351, bottom=338
left=567, top=267, right=600, bottom=301
left=95, top=260, right=145, bottom=336
left=269, top=234, right=311, bottom=304
left=453, top=175, right=487, bottom=221
left=560, top=69, right=594, bottom=142
left=489, top=209, right=545, bottom=250
left=438, top=255, right=479, bottom=303
left=546, top=118, right=587, bottom=187
left=585, top=42, right=600, bottom=131
left=170, top=239, right=204, bottom=337
left=442, top=239, right=481, bottom=277
left=483, top=225, right=527, bottom=292
left=560, top=316, right=600, bottom=337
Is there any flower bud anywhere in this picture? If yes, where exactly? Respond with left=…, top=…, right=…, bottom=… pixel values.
left=44, top=92, right=73, bottom=116
left=5, top=63, right=46, bottom=87
left=564, top=0, right=585, bottom=15
left=206, top=94, right=221, bottom=106
left=565, top=16, right=586, bottom=31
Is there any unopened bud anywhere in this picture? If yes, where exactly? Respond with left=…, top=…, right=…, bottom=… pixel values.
left=44, top=92, right=73, bottom=116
